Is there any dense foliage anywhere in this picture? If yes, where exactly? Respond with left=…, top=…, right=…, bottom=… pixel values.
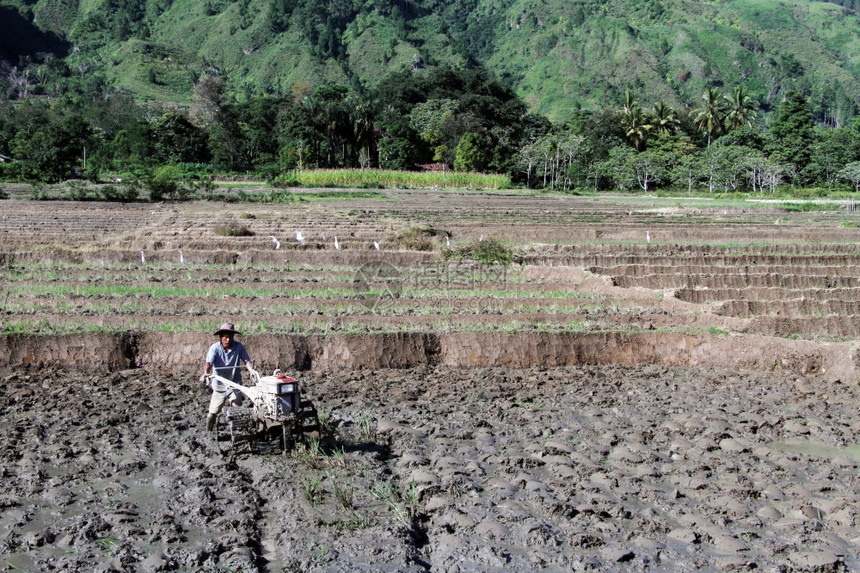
left=6, top=0, right=860, bottom=121
left=3, top=64, right=860, bottom=196
left=3, top=0, right=860, bottom=195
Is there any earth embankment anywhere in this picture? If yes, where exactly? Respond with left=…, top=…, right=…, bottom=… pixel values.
left=2, top=330, right=854, bottom=382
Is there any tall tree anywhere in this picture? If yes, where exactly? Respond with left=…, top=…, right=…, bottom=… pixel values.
left=805, top=128, right=860, bottom=189
left=651, top=101, right=680, bottom=135
left=694, top=87, right=727, bottom=146
left=619, top=91, right=651, bottom=150
left=724, top=86, right=757, bottom=130
left=454, top=131, right=490, bottom=172
left=768, top=90, right=816, bottom=175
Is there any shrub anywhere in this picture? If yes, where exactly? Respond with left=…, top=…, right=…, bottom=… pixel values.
left=214, top=221, right=254, bottom=236
left=397, top=225, right=444, bottom=251
left=30, top=181, right=47, bottom=200
left=188, top=174, right=215, bottom=197
left=98, top=183, right=139, bottom=202
left=64, top=180, right=89, bottom=200
left=272, top=173, right=301, bottom=188
left=443, top=237, right=514, bottom=265
left=146, top=165, right=190, bottom=201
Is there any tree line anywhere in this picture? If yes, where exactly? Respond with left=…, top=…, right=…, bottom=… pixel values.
left=2, top=64, right=860, bottom=195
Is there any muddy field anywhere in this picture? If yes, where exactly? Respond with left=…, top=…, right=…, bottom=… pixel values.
left=1, top=188, right=860, bottom=571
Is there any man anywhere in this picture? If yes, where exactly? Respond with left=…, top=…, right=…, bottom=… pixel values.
left=201, top=321, right=254, bottom=431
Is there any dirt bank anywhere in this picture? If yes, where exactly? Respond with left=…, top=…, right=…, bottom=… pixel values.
left=1, top=330, right=856, bottom=382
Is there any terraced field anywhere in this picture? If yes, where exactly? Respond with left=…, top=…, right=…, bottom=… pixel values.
left=2, top=187, right=860, bottom=572
left=1, top=190, right=858, bottom=375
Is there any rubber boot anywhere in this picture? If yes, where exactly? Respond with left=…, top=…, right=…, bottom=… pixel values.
left=206, top=414, right=216, bottom=432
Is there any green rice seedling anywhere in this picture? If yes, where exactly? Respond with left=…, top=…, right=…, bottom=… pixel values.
left=300, top=475, right=323, bottom=505
left=95, top=536, right=119, bottom=555
left=331, top=476, right=355, bottom=510
left=324, top=446, right=348, bottom=469
left=357, top=411, right=374, bottom=441
left=346, top=512, right=372, bottom=530
left=403, top=479, right=419, bottom=519
left=517, top=399, right=543, bottom=412
left=370, top=479, right=398, bottom=504
left=293, top=437, right=324, bottom=469
left=317, top=407, right=333, bottom=437
left=310, top=542, right=331, bottom=566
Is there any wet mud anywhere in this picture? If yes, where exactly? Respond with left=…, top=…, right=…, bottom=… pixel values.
left=1, top=363, right=857, bottom=572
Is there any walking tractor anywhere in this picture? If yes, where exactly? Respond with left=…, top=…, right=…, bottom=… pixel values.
left=205, top=367, right=320, bottom=455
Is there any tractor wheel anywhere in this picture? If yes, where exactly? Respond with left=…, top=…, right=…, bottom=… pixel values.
left=297, top=400, right=320, bottom=439
left=281, top=424, right=294, bottom=454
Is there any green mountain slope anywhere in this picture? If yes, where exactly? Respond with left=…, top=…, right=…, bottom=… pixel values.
left=3, top=0, right=860, bottom=123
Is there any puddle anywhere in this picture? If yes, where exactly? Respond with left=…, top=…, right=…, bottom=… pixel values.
left=771, top=439, right=860, bottom=462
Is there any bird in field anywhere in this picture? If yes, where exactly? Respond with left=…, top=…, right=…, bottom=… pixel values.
left=140, top=251, right=146, bottom=264
left=374, top=241, right=380, bottom=251
left=269, top=235, right=281, bottom=249
left=446, top=235, right=451, bottom=249
left=322, top=233, right=327, bottom=241
left=334, top=236, right=340, bottom=250
left=295, top=230, right=306, bottom=246
left=179, top=251, right=185, bottom=265
left=646, top=231, right=651, bottom=243
left=479, top=234, right=484, bottom=242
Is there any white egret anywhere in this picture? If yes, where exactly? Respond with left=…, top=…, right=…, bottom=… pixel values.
left=322, top=233, right=327, bottom=241
left=269, top=235, right=281, bottom=249
left=295, top=230, right=306, bottom=246
left=374, top=241, right=380, bottom=251
left=646, top=231, right=651, bottom=243
left=479, top=234, right=484, bottom=242
left=446, top=235, right=451, bottom=249
left=140, top=251, right=146, bottom=264
left=179, top=251, right=185, bottom=265
left=334, top=236, right=340, bottom=250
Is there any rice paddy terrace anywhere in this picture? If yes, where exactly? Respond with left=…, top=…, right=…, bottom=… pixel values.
left=1, top=188, right=859, bottom=379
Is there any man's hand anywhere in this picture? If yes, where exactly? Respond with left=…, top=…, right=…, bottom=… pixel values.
left=200, top=374, right=209, bottom=385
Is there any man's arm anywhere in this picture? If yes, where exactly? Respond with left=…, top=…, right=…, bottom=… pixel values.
left=239, top=343, right=254, bottom=372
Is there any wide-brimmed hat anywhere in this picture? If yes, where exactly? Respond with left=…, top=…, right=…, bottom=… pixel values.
left=214, top=322, right=241, bottom=336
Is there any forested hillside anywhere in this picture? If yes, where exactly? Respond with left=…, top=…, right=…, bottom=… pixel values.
left=4, top=0, right=860, bottom=122
left=3, top=0, right=860, bottom=195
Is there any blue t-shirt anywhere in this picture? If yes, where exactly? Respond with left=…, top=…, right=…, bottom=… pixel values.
left=206, top=340, right=252, bottom=384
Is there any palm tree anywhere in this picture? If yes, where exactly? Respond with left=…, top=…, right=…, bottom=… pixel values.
left=651, top=101, right=680, bottom=135
left=623, top=106, right=652, bottom=151
left=620, top=90, right=652, bottom=150
left=724, top=85, right=757, bottom=130
left=621, top=89, right=637, bottom=116
left=694, top=87, right=727, bottom=146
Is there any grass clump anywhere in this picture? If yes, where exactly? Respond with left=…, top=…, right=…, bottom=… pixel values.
left=397, top=225, right=446, bottom=251
left=443, top=237, right=514, bottom=265
left=214, top=221, right=254, bottom=237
